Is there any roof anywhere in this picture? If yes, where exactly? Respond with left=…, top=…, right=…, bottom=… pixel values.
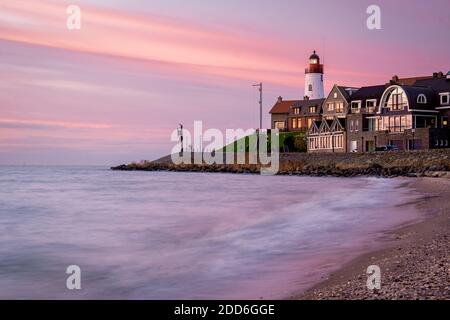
left=270, top=98, right=325, bottom=115
left=401, top=85, right=437, bottom=110
left=413, top=77, right=450, bottom=94
left=351, top=85, right=386, bottom=102
left=395, top=76, right=433, bottom=86
left=310, top=50, right=320, bottom=60
left=336, top=86, right=359, bottom=101
left=269, top=100, right=299, bottom=114
left=298, top=98, right=325, bottom=116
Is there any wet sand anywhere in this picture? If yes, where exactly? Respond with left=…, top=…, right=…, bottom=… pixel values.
left=296, top=177, right=450, bottom=300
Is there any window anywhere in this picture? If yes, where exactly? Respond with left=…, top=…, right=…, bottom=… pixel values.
left=386, top=88, right=408, bottom=111
left=417, top=94, right=427, bottom=104
left=335, top=102, right=344, bottom=113
left=392, top=94, right=403, bottom=110
left=327, top=102, right=334, bottom=111
left=415, top=116, right=437, bottom=129
left=355, top=120, right=359, bottom=131
left=394, top=116, right=401, bottom=132
left=291, top=118, right=297, bottom=129
left=274, top=121, right=285, bottom=130
left=383, top=115, right=412, bottom=132
left=297, top=118, right=302, bottom=128
left=368, top=118, right=377, bottom=132
left=366, top=100, right=377, bottom=113
left=293, top=107, right=300, bottom=115
left=350, top=120, right=354, bottom=132
left=351, top=101, right=361, bottom=113
left=333, top=92, right=338, bottom=98
left=309, top=106, right=317, bottom=113
left=308, top=84, right=313, bottom=92
left=440, top=93, right=450, bottom=105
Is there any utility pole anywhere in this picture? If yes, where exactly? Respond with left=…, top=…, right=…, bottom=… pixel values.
left=253, top=82, right=263, bottom=130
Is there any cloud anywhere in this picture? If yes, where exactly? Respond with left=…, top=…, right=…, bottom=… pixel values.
left=0, top=0, right=303, bottom=85
left=0, top=118, right=112, bottom=130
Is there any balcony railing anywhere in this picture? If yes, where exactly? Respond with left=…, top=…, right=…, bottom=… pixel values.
left=366, top=106, right=376, bottom=113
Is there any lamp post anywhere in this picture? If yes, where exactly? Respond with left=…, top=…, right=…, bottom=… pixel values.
left=253, top=83, right=263, bottom=130
left=177, top=123, right=183, bottom=155
left=252, top=83, right=263, bottom=155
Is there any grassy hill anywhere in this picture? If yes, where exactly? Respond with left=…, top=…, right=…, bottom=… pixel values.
left=220, top=131, right=307, bottom=153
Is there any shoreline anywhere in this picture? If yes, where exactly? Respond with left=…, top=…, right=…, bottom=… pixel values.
left=111, top=149, right=450, bottom=178
left=295, top=177, right=450, bottom=300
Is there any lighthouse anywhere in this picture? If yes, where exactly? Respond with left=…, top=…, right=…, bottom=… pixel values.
left=304, top=50, right=324, bottom=100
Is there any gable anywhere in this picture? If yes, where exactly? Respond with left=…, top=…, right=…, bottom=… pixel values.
left=331, top=118, right=345, bottom=132
left=308, top=121, right=320, bottom=135
left=319, top=120, right=331, bottom=133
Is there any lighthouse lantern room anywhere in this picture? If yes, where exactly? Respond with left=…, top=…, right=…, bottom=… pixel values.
left=304, top=50, right=325, bottom=100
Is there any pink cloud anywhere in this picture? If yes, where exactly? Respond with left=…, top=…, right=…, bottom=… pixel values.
left=0, top=118, right=112, bottom=129
left=0, top=1, right=302, bottom=79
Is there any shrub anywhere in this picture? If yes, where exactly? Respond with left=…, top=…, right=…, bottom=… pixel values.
left=294, top=135, right=307, bottom=152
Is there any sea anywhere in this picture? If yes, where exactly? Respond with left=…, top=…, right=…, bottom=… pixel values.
left=0, top=166, right=422, bottom=299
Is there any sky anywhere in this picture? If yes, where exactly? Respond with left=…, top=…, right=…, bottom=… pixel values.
left=0, top=0, right=449, bottom=165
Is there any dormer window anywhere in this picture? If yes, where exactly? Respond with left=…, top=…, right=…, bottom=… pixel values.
left=386, top=87, right=408, bottom=111
left=309, top=106, right=317, bottom=113
left=440, top=93, right=450, bottom=105
left=351, top=101, right=361, bottom=113
left=366, top=99, right=377, bottom=113
left=417, top=94, right=427, bottom=104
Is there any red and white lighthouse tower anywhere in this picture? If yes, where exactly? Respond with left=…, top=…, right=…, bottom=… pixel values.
left=304, top=50, right=324, bottom=100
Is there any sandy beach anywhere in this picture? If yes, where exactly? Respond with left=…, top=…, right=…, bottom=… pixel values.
left=296, top=177, right=450, bottom=300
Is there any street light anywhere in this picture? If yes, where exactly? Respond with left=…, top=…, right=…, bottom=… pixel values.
left=253, top=83, right=263, bottom=130
left=177, top=123, right=183, bottom=155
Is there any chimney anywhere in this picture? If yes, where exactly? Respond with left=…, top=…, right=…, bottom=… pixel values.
left=277, top=96, right=283, bottom=103
left=437, top=71, right=444, bottom=78
left=304, top=95, right=310, bottom=100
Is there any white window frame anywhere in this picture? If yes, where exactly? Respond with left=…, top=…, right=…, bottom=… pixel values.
left=365, top=99, right=377, bottom=108
left=351, top=100, right=361, bottom=113
left=417, top=94, right=427, bottom=104
left=440, top=92, right=450, bottom=105
left=365, top=99, right=377, bottom=113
